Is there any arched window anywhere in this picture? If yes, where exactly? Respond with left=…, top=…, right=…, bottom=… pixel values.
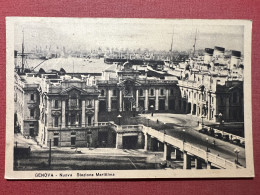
left=160, top=89, right=164, bottom=95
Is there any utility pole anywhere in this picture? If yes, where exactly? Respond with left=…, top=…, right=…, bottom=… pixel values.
left=48, top=139, right=51, bottom=167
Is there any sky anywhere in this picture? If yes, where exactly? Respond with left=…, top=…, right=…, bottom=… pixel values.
left=14, top=18, right=244, bottom=53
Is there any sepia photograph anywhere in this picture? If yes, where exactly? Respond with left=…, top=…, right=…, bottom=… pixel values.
left=5, top=17, right=254, bottom=179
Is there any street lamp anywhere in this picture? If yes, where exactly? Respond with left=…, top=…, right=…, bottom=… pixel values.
left=183, top=129, right=186, bottom=142
left=150, top=105, right=154, bottom=117
left=206, top=137, right=209, bottom=152
left=234, top=148, right=240, bottom=164
left=117, top=114, right=122, bottom=126
left=218, top=113, right=223, bottom=136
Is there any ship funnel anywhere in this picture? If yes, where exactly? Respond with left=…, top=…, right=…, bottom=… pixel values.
left=204, top=48, right=214, bottom=64
left=213, top=46, right=225, bottom=58
left=230, top=50, right=241, bottom=69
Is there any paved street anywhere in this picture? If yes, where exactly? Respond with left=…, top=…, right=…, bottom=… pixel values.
left=141, top=113, right=246, bottom=167
left=14, top=134, right=173, bottom=170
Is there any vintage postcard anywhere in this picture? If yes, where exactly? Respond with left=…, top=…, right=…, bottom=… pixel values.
left=5, top=17, right=254, bottom=179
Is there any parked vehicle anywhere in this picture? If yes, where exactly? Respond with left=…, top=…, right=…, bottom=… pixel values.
left=223, top=135, right=230, bottom=141
left=214, top=133, right=223, bottom=139
left=208, top=128, right=215, bottom=136
left=199, top=128, right=208, bottom=134
left=231, top=139, right=241, bottom=146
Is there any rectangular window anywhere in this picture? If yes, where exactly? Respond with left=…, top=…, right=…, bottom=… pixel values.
left=54, top=117, right=59, bottom=127
left=70, top=99, right=77, bottom=107
left=55, top=100, right=59, bottom=108
left=79, top=100, right=82, bottom=107
left=140, top=89, right=143, bottom=96
left=30, top=109, right=34, bottom=117
left=113, top=89, right=117, bottom=96
left=30, top=94, right=34, bottom=101
left=150, top=89, right=154, bottom=96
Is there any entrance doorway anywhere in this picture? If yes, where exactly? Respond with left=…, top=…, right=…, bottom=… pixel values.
left=98, top=131, right=108, bottom=147
left=139, top=100, right=144, bottom=112
left=169, top=99, right=175, bottom=110
left=187, top=102, right=191, bottom=114
left=123, top=136, right=138, bottom=149
left=193, top=104, right=196, bottom=115
left=54, top=138, right=59, bottom=146
left=159, top=99, right=165, bottom=111
left=99, top=101, right=106, bottom=112
left=124, top=99, right=132, bottom=111
left=29, top=128, right=34, bottom=137
left=149, top=100, right=155, bottom=110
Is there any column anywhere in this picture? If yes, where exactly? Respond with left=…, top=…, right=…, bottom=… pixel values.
left=61, top=100, right=66, bottom=128
left=207, top=161, right=212, bottom=169
left=191, top=92, right=194, bottom=115
left=163, top=143, right=172, bottom=160
left=116, top=133, right=123, bottom=149
left=137, top=133, right=143, bottom=148
left=136, top=89, right=139, bottom=111
left=94, top=99, right=99, bottom=125
left=226, top=95, right=230, bottom=121
left=144, top=133, right=148, bottom=151
left=76, top=113, right=79, bottom=127
left=119, top=90, right=122, bottom=112
left=212, top=95, right=217, bottom=122
left=183, top=152, right=191, bottom=169
left=107, top=89, right=111, bottom=112
left=195, top=157, right=202, bottom=169
left=200, top=93, right=203, bottom=117
left=47, top=97, right=52, bottom=127
left=155, top=89, right=159, bottom=111
left=145, top=89, right=148, bottom=111
left=165, top=89, right=169, bottom=111
left=81, top=100, right=85, bottom=127
left=68, top=113, right=71, bottom=126
left=208, top=93, right=211, bottom=120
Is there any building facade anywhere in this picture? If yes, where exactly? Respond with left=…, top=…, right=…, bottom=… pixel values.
left=14, top=46, right=244, bottom=147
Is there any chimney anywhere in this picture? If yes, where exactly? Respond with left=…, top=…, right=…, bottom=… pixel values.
left=230, top=50, right=241, bottom=69
left=213, top=46, right=225, bottom=58
left=204, top=48, right=214, bottom=64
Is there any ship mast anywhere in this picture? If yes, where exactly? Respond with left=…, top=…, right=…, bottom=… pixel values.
left=169, top=26, right=174, bottom=62
left=170, top=27, right=174, bottom=52
left=193, top=29, right=198, bottom=58
left=21, top=29, right=25, bottom=73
